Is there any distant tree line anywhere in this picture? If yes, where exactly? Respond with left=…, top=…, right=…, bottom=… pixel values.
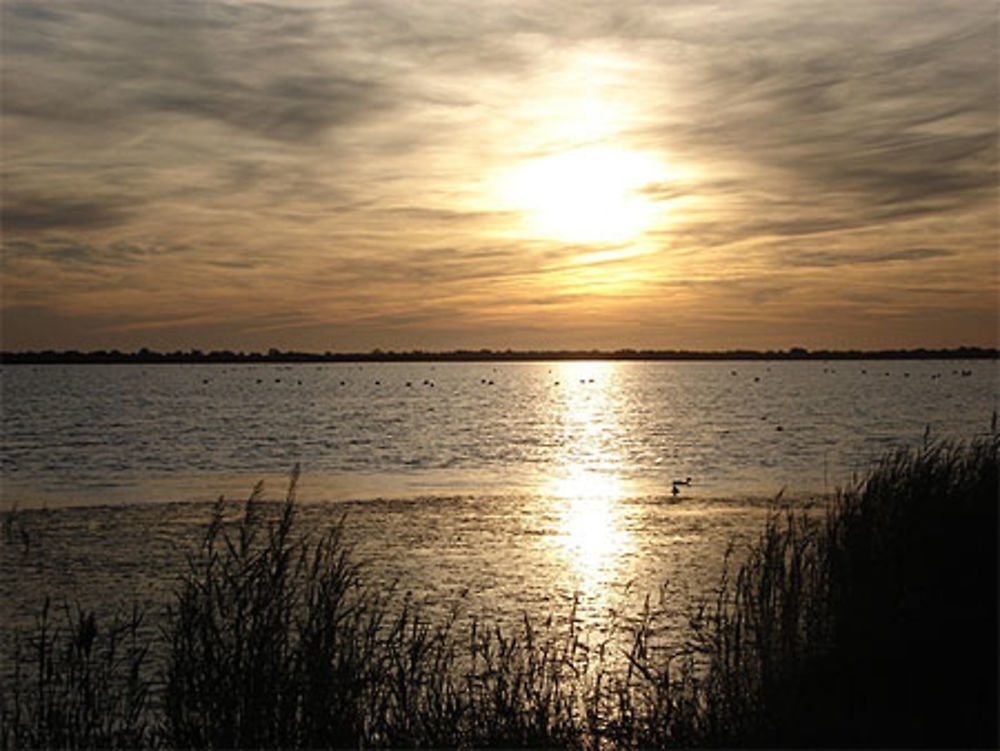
left=1, top=346, right=996, bottom=364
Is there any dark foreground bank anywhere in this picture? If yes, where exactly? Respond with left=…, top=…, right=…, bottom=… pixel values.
left=1, top=434, right=997, bottom=749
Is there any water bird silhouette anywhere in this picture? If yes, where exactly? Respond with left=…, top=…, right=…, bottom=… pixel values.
left=671, top=477, right=692, bottom=496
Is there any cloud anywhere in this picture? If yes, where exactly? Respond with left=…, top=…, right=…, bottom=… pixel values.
left=143, top=75, right=391, bottom=142
left=790, top=248, right=956, bottom=268
left=2, top=238, right=189, bottom=267
left=1, top=194, right=133, bottom=232
left=1, top=0, right=996, bottom=350
left=2, top=0, right=398, bottom=141
left=631, top=1, right=997, bottom=236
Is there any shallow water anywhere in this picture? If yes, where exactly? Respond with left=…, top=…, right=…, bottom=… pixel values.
left=1, top=359, right=996, bottom=661
left=0, top=494, right=775, bottom=670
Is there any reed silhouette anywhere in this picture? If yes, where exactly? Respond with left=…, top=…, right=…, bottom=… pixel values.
left=2, top=432, right=997, bottom=748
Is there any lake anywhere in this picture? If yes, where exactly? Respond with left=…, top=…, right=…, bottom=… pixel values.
left=1, top=359, right=996, bottom=647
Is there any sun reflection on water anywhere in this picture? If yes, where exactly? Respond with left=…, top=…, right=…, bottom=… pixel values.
left=540, top=362, right=638, bottom=622
left=544, top=470, right=634, bottom=627
left=548, top=470, right=630, bottom=559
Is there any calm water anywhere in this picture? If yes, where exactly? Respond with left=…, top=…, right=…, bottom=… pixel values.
left=1, top=360, right=996, bottom=649
left=3, top=360, right=996, bottom=505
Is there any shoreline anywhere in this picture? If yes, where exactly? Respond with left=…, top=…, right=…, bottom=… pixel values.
left=0, top=473, right=832, bottom=512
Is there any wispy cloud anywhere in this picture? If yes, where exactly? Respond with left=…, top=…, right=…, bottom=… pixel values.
left=1, top=0, right=995, bottom=350
left=1, top=195, right=134, bottom=232
left=791, top=248, right=955, bottom=268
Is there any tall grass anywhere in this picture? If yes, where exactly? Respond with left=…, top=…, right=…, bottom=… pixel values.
left=0, top=600, right=150, bottom=750
left=160, top=467, right=595, bottom=749
left=2, top=434, right=997, bottom=748
left=161, top=468, right=376, bottom=747
left=684, top=434, right=999, bottom=747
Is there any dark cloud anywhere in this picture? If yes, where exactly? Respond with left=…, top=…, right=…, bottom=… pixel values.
left=2, top=237, right=190, bottom=268
left=144, top=73, right=392, bottom=142
left=203, top=259, right=260, bottom=270
left=2, top=0, right=397, bottom=142
left=791, top=248, right=956, bottom=268
left=1, top=195, right=132, bottom=232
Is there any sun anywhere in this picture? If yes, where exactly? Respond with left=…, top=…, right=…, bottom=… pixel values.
left=502, top=146, right=664, bottom=245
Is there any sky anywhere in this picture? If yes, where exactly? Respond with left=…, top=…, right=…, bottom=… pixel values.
left=2, top=0, right=997, bottom=352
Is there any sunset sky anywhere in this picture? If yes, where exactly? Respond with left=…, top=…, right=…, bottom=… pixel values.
left=2, top=0, right=997, bottom=352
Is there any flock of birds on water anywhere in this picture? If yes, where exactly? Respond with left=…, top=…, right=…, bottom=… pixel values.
left=194, top=366, right=978, bottom=390
left=184, top=365, right=980, bottom=499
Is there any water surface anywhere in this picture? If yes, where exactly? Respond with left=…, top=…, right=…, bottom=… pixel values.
left=1, top=359, right=995, bottom=650
left=4, top=360, right=994, bottom=506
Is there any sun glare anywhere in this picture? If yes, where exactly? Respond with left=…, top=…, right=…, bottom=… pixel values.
left=533, top=363, right=639, bottom=617
left=546, top=469, right=631, bottom=584
left=502, top=146, right=665, bottom=245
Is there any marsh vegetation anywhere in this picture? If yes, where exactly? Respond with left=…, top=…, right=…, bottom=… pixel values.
left=2, top=435, right=997, bottom=749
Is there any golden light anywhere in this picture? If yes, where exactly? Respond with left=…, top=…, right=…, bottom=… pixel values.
left=535, top=361, right=637, bottom=620
left=549, top=470, right=629, bottom=560
left=501, top=146, right=666, bottom=245
left=541, top=467, right=633, bottom=629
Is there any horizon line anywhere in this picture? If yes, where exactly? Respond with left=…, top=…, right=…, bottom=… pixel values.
left=2, top=345, right=997, bottom=364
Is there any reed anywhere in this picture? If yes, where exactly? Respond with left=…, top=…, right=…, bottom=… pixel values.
left=161, top=472, right=601, bottom=748
left=161, top=466, right=382, bottom=748
left=1, top=433, right=996, bottom=749
left=0, top=599, right=150, bottom=750
left=681, top=433, right=999, bottom=747
left=1, top=503, right=32, bottom=555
